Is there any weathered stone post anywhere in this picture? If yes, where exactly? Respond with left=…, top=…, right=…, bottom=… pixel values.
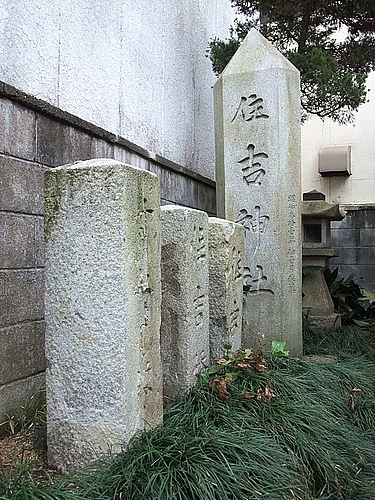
left=208, top=217, right=245, bottom=361
left=44, top=159, right=163, bottom=472
left=160, top=206, right=210, bottom=401
left=214, top=29, right=303, bottom=356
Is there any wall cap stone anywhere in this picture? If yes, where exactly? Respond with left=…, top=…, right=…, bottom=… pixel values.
left=0, top=80, right=215, bottom=188
left=340, top=204, right=375, bottom=211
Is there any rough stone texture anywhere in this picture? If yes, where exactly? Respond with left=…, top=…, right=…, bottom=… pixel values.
left=0, top=214, right=35, bottom=268
left=0, top=94, right=217, bottom=213
left=330, top=207, right=375, bottom=292
left=0, top=213, right=44, bottom=269
left=208, top=218, right=245, bottom=362
left=160, top=206, right=210, bottom=402
left=0, top=156, right=45, bottom=214
left=44, top=159, right=163, bottom=472
left=214, top=29, right=303, bottom=356
left=0, top=99, right=36, bottom=160
left=214, top=29, right=302, bottom=356
left=0, top=92, right=218, bottom=431
left=37, top=116, right=94, bottom=167
left=0, top=102, right=46, bottom=427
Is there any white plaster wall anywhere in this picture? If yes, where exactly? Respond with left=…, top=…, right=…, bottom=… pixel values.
left=0, top=0, right=234, bottom=179
left=301, top=72, right=375, bottom=204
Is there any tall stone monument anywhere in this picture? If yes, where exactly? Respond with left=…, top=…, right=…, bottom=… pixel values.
left=44, top=159, right=163, bottom=472
left=214, top=29, right=302, bottom=356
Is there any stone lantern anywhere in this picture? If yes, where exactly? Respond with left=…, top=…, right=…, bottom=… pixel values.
left=302, top=190, right=346, bottom=329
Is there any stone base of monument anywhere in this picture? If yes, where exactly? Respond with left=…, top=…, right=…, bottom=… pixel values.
left=303, top=354, right=337, bottom=364
left=305, top=313, right=341, bottom=330
left=302, top=249, right=341, bottom=330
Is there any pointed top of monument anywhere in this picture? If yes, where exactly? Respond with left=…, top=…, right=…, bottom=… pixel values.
left=221, top=28, right=298, bottom=76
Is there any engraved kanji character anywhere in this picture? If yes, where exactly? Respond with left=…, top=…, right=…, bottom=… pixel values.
left=243, top=265, right=274, bottom=295
left=194, top=294, right=206, bottom=326
left=238, top=144, right=268, bottom=185
left=235, top=207, right=269, bottom=234
left=236, top=207, right=269, bottom=256
left=228, top=305, right=240, bottom=333
left=193, top=225, right=206, bottom=261
left=231, top=94, right=269, bottom=123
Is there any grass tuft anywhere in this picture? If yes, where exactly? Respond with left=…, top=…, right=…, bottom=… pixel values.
left=2, top=325, right=375, bottom=499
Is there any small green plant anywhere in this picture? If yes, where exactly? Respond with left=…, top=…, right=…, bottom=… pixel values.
left=271, top=340, right=289, bottom=360
left=0, top=412, right=29, bottom=436
left=7, top=415, right=15, bottom=436
left=324, top=267, right=373, bottom=327
left=222, top=341, right=232, bottom=359
left=0, top=390, right=46, bottom=438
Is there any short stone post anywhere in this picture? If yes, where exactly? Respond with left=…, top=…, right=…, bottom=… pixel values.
left=160, top=206, right=210, bottom=401
left=214, top=29, right=302, bottom=356
left=208, top=218, right=245, bottom=361
left=44, top=159, right=163, bottom=472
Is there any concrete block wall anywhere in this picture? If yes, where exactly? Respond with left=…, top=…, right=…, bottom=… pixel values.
left=0, top=83, right=216, bottom=429
left=330, top=206, right=375, bottom=293
left=0, top=96, right=46, bottom=428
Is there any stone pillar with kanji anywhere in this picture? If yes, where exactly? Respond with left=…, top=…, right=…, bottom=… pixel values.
left=214, top=29, right=303, bottom=356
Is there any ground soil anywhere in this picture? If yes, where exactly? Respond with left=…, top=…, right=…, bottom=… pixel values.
left=0, top=424, right=61, bottom=485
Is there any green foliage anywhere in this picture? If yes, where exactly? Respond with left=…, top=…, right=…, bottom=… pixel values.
left=324, top=267, right=373, bottom=326
left=0, top=455, right=69, bottom=500
left=206, top=37, right=240, bottom=76
left=303, top=323, right=375, bottom=361
left=270, top=340, right=289, bottom=359
left=60, top=345, right=375, bottom=500
left=207, top=0, right=375, bottom=123
left=0, top=390, right=46, bottom=438
left=4, top=333, right=375, bottom=499
left=198, top=346, right=269, bottom=401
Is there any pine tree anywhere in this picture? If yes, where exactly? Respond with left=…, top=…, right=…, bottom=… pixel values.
left=208, top=0, right=375, bottom=123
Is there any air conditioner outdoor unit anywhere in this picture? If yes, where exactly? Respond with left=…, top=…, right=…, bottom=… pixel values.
left=318, top=145, right=351, bottom=176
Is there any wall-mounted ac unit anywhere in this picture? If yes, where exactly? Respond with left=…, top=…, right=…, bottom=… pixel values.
left=318, top=145, right=351, bottom=176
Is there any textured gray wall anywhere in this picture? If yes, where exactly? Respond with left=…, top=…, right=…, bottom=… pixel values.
left=0, top=0, right=234, bottom=180
left=330, top=207, right=375, bottom=293
left=0, top=84, right=216, bottom=429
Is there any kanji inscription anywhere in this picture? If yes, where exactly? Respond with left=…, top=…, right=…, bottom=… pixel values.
left=238, top=144, right=268, bottom=185
left=231, top=93, right=269, bottom=123
left=244, top=265, right=274, bottom=295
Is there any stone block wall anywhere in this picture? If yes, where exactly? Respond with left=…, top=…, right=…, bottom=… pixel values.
left=330, top=206, right=375, bottom=293
left=0, top=82, right=216, bottom=429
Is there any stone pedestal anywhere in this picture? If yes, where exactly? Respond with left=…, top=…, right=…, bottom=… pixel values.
left=302, top=249, right=340, bottom=329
